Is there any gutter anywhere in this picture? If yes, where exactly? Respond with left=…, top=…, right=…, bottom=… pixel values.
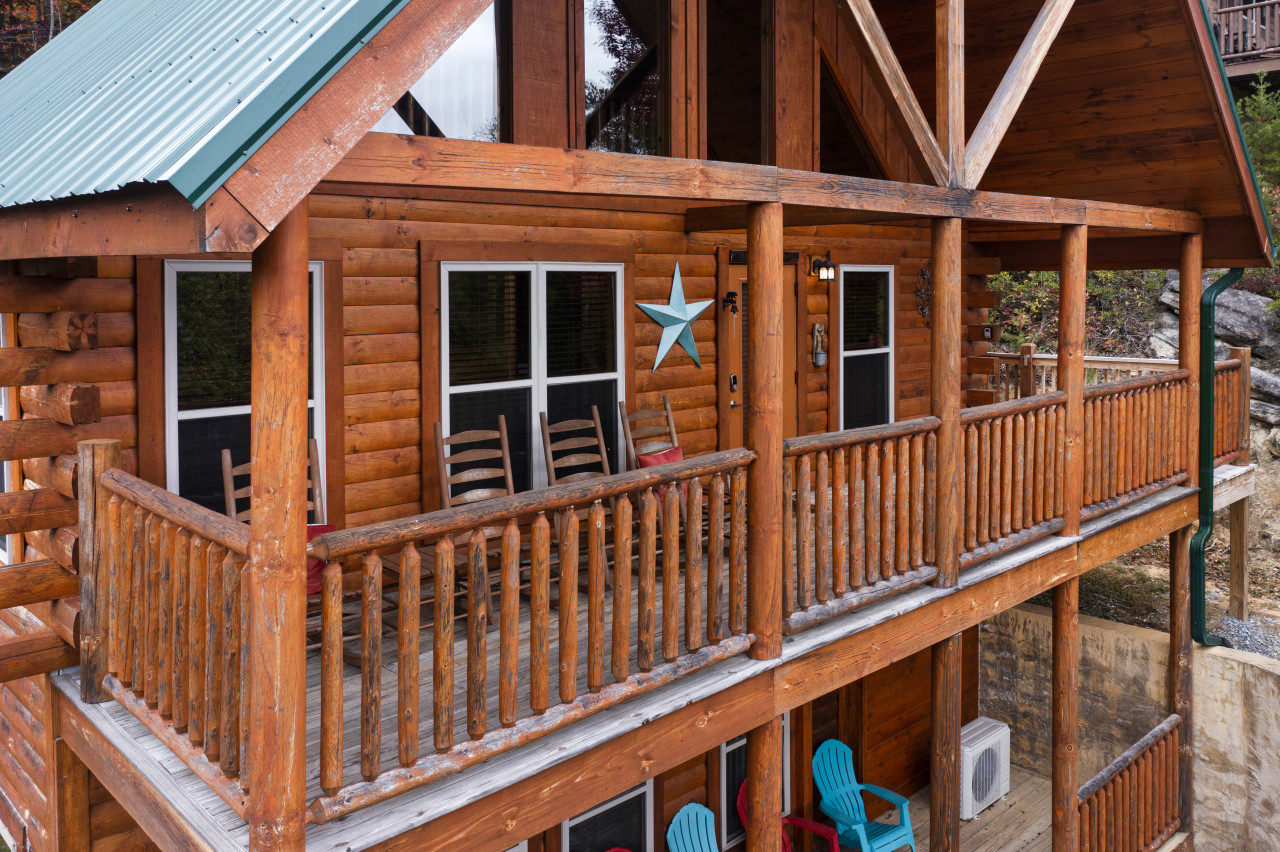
left=1191, top=268, right=1243, bottom=646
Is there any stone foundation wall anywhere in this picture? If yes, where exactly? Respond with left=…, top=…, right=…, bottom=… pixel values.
left=980, top=603, right=1280, bottom=851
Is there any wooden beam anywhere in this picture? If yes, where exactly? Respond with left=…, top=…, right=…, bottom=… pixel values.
left=1180, top=234, right=1202, bottom=488
left=17, top=312, right=97, bottom=351
left=1168, top=525, right=1193, bottom=830
left=0, top=276, right=134, bottom=314
left=931, top=634, right=961, bottom=852
left=746, top=716, right=784, bottom=852
left=932, top=218, right=962, bottom=588
left=936, top=0, right=965, bottom=186
left=19, top=384, right=101, bottom=426
left=77, top=439, right=120, bottom=704
left=51, top=739, right=90, bottom=852
left=834, top=0, right=948, bottom=185
left=222, top=0, right=495, bottom=232
left=1059, top=225, right=1086, bottom=537
left=246, top=202, right=310, bottom=850
left=0, top=488, right=77, bottom=536
left=1051, top=577, right=1079, bottom=852
left=0, top=630, right=76, bottom=682
left=963, top=0, right=1077, bottom=189
left=1229, top=347, right=1251, bottom=620
left=0, top=416, right=136, bottom=463
left=0, top=559, right=78, bottom=609
left=747, top=202, right=784, bottom=661
left=0, top=347, right=133, bottom=387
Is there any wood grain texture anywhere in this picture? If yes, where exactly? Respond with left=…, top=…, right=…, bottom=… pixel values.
left=1052, top=577, right=1079, bottom=852
left=932, top=219, right=962, bottom=586
left=1059, top=224, right=1086, bottom=536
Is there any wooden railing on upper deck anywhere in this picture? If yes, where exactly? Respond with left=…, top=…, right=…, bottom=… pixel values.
left=1077, top=714, right=1182, bottom=852
left=1081, top=370, right=1191, bottom=520
left=781, top=418, right=940, bottom=633
left=991, top=346, right=1179, bottom=402
left=304, top=447, right=754, bottom=823
left=959, top=392, right=1067, bottom=566
left=1212, top=0, right=1280, bottom=64
left=95, top=468, right=251, bottom=819
left=1214, top=355, right=1249, bottom=464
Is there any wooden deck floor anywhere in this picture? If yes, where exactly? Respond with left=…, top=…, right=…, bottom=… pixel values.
left=878, top=765, right=1052, bottom=852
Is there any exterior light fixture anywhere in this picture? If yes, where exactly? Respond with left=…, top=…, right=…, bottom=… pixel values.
left=811, top=257, right=836, bottom=281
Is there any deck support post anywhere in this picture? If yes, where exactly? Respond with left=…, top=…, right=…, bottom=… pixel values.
left=1059, top=224, right=1086, bottom=536
left=746, top=714, right=784, bottom=852
left=77, top=437, right=121, bottom=703
left=1052, top=577, right=1080, bottom=852
left=1180, top=234, right=1202, bottom=486
left=1169, top=525, right=1193, bottom=829
left=930, top=633, right=962, bottom=852
left=1229, top=345, right=1251, bottom=620
left=746, top=201, right=783, bottom=661
left=931, top=218, right=961, bottom=587
left=246, top=201, right=310, bottom=851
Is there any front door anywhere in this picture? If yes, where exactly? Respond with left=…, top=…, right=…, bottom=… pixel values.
left=720, top=259, right=799, bottom=446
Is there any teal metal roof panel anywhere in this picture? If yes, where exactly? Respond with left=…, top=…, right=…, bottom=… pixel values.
left=0, top=0, right=413, bottom=211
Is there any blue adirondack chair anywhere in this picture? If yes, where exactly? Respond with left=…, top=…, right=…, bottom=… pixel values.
left=812, top=740, right=916, bottom=852
left=665, top=802, right=719, bottom=852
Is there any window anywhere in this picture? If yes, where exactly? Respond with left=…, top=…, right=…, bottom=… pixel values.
left=562, top=780, right=653, bottom=852
left=372, top=3, right=501, bottom=140
left=585, top=0, right=661, bottom=154
left=164, top=261, right=326, bottom=514
left=839, top=266, right=894, bottom=430
left=720, top=714, right=791, bottom=849
left=706, top=0, right=765, bottom=165
left=441, top=262, right=624, bottom=492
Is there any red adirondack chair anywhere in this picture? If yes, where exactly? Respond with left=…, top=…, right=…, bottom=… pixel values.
left=737, top=781, right=840, bottom=852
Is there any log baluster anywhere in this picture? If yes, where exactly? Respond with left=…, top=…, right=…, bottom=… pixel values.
left=530, top=515, right=550, bottom=712
left=638, top=489, right=657, bottom=671
left=362, top=550, right=384, bottom=777
left=612, top=496, right=633, bottom=679
left=400, top=543, right=422, bottom=759
left=433, top=537, right=456, bottom=751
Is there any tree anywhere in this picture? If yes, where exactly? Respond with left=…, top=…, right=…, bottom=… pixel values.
left=1, top=1, right=98, bottom=79
left=1234, top=74, right=1280, bottom=299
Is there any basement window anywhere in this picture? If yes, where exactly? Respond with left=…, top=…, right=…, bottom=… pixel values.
left=562, top=780, right=654, bottom=852
left=585, top=0, right=660, bottom=154
left=372, top=3, right=502, bottom=141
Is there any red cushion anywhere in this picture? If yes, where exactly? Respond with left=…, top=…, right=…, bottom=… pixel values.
left=305, top=524, right=337, bottom=596
left=636, top=445, right=683, bottom=467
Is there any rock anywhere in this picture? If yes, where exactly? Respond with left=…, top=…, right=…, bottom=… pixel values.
left=1254, top=366, right=1280, bottom=405
left=1149, top=332, right=1178, bottom=360
left=1161, top=279, right=1280, bottom=359
left=1255, top=399, right=1280, bottom=427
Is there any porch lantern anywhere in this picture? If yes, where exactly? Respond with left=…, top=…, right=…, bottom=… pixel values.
left=811, top=256, right=836, bottom=281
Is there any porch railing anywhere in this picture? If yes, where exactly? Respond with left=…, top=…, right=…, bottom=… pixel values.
left=959, top=392, right=1066, bottom=566
left=303, top=447, right=754, bottom=822
left=1082, top=370, right=1191, bottom=520
left=781, top=418, right=940, bottom=633
left=1077, top=714, right=1182, bottom=852
left=991, top=347, right=1179, bottom=402
left=1214, top=356, right=1248, bottom=463
left=1212, top=0, right=1280, bottom=64
left=95, top=468, right=251, bottom=820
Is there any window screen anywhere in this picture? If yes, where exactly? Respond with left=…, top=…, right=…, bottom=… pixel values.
left=565, top=784, right=649, bottom=852
left=841, top=268, right=893, bottom=430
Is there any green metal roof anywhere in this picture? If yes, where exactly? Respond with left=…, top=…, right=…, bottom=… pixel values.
left=0, top=0, right=413, bottom=211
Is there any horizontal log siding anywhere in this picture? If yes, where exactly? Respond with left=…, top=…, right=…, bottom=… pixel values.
left=0, top=609, right=52, bottom=851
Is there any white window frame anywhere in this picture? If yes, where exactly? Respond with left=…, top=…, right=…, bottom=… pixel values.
left=837, top=264, right=895, bottom=429
left=0, top=319, right=12, bottom=565
left=162, top=260, right=327, bottom=500
left=440, top=261, right=627, bottom=490
left=561, top=778, right=655, bottom=852
left=719, top=713, right=791, bottom=850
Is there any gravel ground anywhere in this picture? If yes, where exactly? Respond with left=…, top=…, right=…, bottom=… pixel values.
left=1209, top=612, right=1280, bottom=658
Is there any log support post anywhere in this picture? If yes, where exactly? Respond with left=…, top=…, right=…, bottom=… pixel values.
left=1229, top=345, right=1251, bottom=620
left=1059, top=225, right=1086, bottom=536
left=246, top=202, right=310, bottom=851
left=1169, top=525, right=1193, bottom=829
left=746, top=714, right=784, bottom=852
left=1180, top=235, right=1202, bottom=486
left=51, top=738, right=90, bottom=852
left=1019, top=342, right=1037, bottom=398
left=1052, top=577, right=1080, bottom=852
left=745, top=200, right=784, bottom=852
left=932, top=218, right=961, bottom=587
left=77, top=437, right=121, bottom=703
left=930, top=633, right=962, bottom=852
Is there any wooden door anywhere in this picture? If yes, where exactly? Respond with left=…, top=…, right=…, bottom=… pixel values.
left=718, top=255, right=798, bottom=448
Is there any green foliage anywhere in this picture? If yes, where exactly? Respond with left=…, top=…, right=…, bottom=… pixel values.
left=1237, top=74, right=1280, bottom=300
left=988, top=268, right=1167, bottom=356
left=0, top=1, right=98, bottom=78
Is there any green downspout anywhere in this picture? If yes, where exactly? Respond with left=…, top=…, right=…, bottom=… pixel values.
left=1191, top=268, right=1243, bottom=646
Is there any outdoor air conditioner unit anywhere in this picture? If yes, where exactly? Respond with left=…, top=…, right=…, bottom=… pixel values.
left=960, top=716, right=1010, bottom=820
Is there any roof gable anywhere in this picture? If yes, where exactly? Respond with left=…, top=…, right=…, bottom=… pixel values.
left=0, top=0, right=412, bottom=210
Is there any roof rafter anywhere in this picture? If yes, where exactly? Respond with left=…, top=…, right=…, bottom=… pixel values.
left=963, top=0, right=1077, bottom=190
left=835, top=0, right=950, bottom=186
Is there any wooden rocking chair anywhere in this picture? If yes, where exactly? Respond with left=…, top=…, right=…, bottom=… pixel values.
left=619, top=395, right=680, bottom=471
left=540, top=406, right=617, bottom=586
left=222, top=437, right=326, bottom=523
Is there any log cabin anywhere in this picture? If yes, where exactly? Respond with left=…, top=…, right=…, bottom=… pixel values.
left=0, top=0, right=1269, bottom=850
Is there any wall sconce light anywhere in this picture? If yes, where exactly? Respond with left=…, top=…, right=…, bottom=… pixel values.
left=811, top=257, right=836, bottom=281
left=812, top=322, right=827, bottom=367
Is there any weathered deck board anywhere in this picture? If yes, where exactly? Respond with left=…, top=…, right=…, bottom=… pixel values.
left=880, top=765, right=1052, bottom=852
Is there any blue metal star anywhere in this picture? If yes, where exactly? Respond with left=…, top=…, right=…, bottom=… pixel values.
left=638, top=264, right=713, bottom=372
